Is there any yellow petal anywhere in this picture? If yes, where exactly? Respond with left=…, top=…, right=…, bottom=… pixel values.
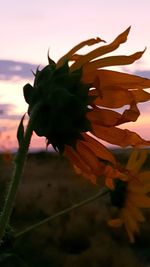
left=126, top=202, right=145, bottom=222
left=127, top=149, right=147, bottom=172
left=126, top=149, right=139, bottom=170
left=139, top=171, right=150, bottom=183
left=108, top=218, right=123, bottom=228
left=121, top=209, right=139, bottom=243
left=71, top=27, right=131, bottom=71
left=129, top=194, right=150, bottom=208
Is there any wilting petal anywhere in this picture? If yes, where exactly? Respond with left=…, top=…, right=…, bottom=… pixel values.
left=81, top=133, right=116, bottom=164
left=57, top=37, right=104, bottom=68
left=90, top=87, right=133, bottom=108
left=87, top=103, right=139, bottom=126
left=64, top=145, right=91, bottom=174
left=76, top=140, right=104, bottom=176
left=132, top=89, right=150, bottom=103
left=71, top=27, right=131, bottom=71
left=83, top=69, right=150, bottom=90
left=92, top=124, right=150, bottom=147
left=73, top=164, right=97, bottom=184
left=83, top=50, right=145, bottom=71
left=87, top=108, right=121, bottom=126
left=116, top=102, right=140, bottom=124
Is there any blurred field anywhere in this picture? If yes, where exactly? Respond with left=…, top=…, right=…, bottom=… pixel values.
left=0, top=150, right=150, bottom=267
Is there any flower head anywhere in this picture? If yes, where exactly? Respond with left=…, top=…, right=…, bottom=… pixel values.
left=23, top=27, right=150, bottom=183
left=107, top=149, right=150, bottom=243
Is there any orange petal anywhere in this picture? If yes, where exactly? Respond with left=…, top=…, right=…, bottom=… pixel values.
left=57, top=37, right=104, bottom=68
left=83, top=69, right=150, bottom=90
left=73, top=164, right=97, bottom=184
left=92, top=124, right=150, bottom=147
left=91, top=87, right=133, bottom=108
left=87, top=108, right=121, bottom=126
left=76, top=140, right=104, bottom=176
left=83, top=50, right=145, bottom=71
left=132, top=89, right=150, bottom=103
left=71, top=27, right=131, bottom=71
left=81, top=133, right=116, bottom=164
left=64, top=145, right=91, bottom=174
left=87, top=103, right=139, bottom=126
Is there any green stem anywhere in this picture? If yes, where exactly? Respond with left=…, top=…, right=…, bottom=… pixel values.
left=0, top=103, right=41, bottom=242
left=15, top=187, right=109, bottom=239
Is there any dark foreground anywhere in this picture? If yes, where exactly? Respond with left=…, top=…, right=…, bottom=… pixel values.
left=0, top=150, right=150, bottom=267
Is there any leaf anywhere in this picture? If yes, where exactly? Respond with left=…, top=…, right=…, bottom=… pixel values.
left=17, top=114, right=26, bottom=147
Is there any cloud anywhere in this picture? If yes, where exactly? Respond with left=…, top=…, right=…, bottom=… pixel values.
left=0, top=103, right=22, bottom=120
left=134, top=70, right=150, bottom=79
left=0, top=59, right=150, bottom=82
left=0, top=59, right=39, bottom=80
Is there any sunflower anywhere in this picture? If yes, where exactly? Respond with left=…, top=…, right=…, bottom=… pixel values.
left=107, top=149, right=150, bottom=243
left=23, top=27, right=150, bottom=183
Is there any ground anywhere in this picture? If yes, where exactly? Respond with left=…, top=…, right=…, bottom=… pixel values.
left=0, top=150, right=150, bottom=267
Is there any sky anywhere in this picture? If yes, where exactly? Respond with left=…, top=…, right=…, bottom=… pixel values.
left=0, top=0, right=150, bottom=151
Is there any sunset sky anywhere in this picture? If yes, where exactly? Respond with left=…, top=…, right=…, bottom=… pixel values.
left=0, top=0, right=150, bottom=151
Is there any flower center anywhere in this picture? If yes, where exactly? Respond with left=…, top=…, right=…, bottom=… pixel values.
left=110, top=179, right=127, bottom=209
left=23, top=61, right=92, bottom=153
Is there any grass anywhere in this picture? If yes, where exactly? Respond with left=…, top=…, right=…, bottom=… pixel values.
left=0, top=150, right=150, bottom=267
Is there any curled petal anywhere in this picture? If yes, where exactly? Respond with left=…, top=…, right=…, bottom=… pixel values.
left=90, top=87, right=134, bottom=108
left=76, top=140, right=104, bottom=176
left=83, top=69, right=150, bottom=90
left=64, top=145, right=92, bottom=174
left=83, top=50, right=145, bottom=71
left=87, top=103, right=139, bottom=126
left=92, top=124, right=150, bottom=147
left=57, top=37, right=105, bottom=68
left=73, top=164, right=97, bottom=184
left=71, top=27, right=131, bottom=71
left=82, top=133, right=116, bottom=164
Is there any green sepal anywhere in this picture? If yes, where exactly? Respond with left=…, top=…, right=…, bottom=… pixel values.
left=17, top=114, right=26, bottom=147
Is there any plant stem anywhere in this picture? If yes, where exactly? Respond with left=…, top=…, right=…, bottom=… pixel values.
left=0, top=103, right=41, bottom=242
left=15, top=187, right=109, bottom=239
